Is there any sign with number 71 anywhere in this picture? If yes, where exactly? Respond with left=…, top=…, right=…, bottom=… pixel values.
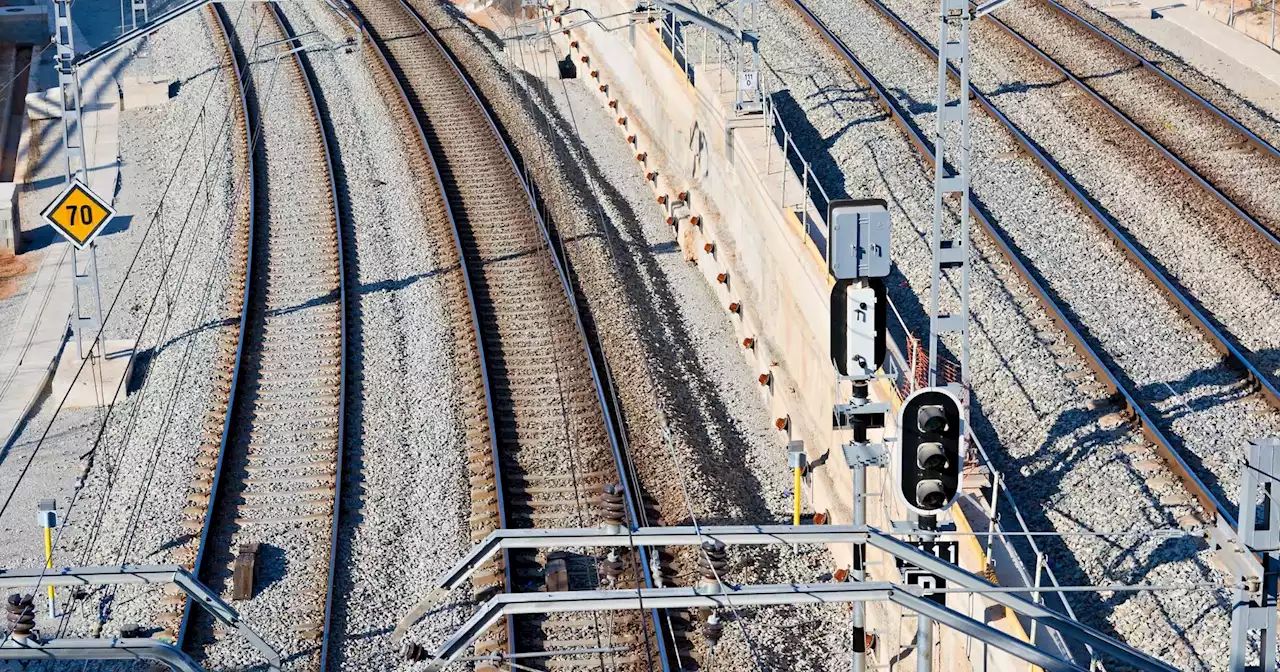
left=40, top=179, right=116, bottom=250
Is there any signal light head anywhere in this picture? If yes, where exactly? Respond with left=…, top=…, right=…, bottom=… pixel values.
left=916, top=442, right=947, bottom=470
left=916, top=480, right=946, bottom=510
left=917, top=405, right=948, bottom=433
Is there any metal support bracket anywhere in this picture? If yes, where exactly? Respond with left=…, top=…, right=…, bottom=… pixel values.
left=843, top=441, right=888, bottom=468
left=0, top=637, right=201, bottom=672
left=411, top=525, right=1179, bottom=671
left=1229, top=437, right=1280, bottom=672
left=0, top=564, right=281, bottom=671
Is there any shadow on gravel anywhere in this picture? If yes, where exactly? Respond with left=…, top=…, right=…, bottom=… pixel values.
left=436, top=1, right=779, bottom=528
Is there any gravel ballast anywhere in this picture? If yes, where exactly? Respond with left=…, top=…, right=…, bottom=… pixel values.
left=419, top=0, right=1253, bottom=667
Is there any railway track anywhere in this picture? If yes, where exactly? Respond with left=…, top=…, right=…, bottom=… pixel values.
left=350, top=0, right=667, bottom=668
left=781, top=0, right=1269, bottom=661
left=179, top=4, right=347, bottom=670
left=993, top=0, right=1280, bottom=245
left=853, top=0, right=1280, bottom=402
left=786, top=0, right=1280, bottom=512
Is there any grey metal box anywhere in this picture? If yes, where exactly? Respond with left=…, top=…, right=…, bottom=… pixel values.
left=828, top=199, right=890, bottom=280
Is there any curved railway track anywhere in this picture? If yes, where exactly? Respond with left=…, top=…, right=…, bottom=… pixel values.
left=786, top=0, right=1256, bottom=565
left=179, top=4, right=347, bottom=670
left=349, top=0, right=668, bottom=668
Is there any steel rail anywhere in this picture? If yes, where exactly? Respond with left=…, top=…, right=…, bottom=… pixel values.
left=354, top=0, right=672, bottom=667
left=177, top=2, right=255, bottom=653
left=349, top=0, right=513, bottom=655
left=267, top=4, right=350, bottom=670
left=782, top=0, right=1238, bottom=535
left=1038, top=0, right=1280, bottom=164
left=179, top=5, right=348, bottom=669
left=398, top=3, right=672, bottom=666
left=972, top=2, right=1280, bottom=250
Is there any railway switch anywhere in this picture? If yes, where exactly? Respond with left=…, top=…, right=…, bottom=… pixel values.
left=895, top=387, right=964, bottom=515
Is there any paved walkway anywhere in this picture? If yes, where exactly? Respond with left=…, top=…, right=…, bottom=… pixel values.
left=0, top=18, right=124, bottom=450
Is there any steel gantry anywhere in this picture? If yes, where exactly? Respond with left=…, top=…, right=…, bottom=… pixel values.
left=397, top=525, right=1183, bottom=672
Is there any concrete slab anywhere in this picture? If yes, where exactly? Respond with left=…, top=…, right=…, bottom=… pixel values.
left=1099, top=0, right=1280, bottom=88
left=48, top=339, right=135, bottom=410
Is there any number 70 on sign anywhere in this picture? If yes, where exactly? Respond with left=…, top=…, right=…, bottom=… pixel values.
left=39, top=179, right=116, bottom=250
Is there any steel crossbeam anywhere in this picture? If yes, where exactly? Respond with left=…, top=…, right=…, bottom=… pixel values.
left=418, top=582, right=1080, bottom=672
left=0, top=637, right=202, bottom=671
left=0, top=564, right=280, bottom=670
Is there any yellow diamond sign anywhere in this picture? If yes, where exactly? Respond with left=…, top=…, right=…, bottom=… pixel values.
left=40, top=179, right=115, bottom=250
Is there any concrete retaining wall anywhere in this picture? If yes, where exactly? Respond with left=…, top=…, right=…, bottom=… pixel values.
left=530, top=2, right=1041, bottom=669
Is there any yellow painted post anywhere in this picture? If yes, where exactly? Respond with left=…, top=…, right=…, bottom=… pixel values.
left=43, top=527, right=54, bottom=603
left=37, top=499, right=57, bottom=618
left=792, top=466, right=803, bottom=525
left=787, top=441, right=806, bottom=525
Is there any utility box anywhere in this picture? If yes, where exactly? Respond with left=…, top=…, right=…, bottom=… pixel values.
left=828, top=199, right=890, bottom=280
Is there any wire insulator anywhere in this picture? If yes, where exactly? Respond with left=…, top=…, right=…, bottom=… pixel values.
left=665, top=216, right=676, bottom=226
left=696, top=540, right=728, bottom=594
left=689, top=216, right=700, bottom=226
left=758, top=372, right=771, bottom=385
left=608, top=100, right=618, bottom=109
left=704, top=613, right=724, bottom=648
left=580, top=55, right=590, bottom=63
left=775, top=417, right=789, bottom=430
left=743, top=337, right=755, bottom=349
left=590, top=70, right=599, bottom=78
left=677, top=191, right=689, bottom=201
left=704, top=243, right=714, bottom=253
left=600, top=84, right=608, bottom=93
left=401, top=641, right=427, bottom=661
left=728, top=302, right=740, bottom=313
left=598, top=483, right=627, bottom=529
left=6, top=594, right=34, bottom=641
left=570, top=40, right=579, bottom=49
left=617, top=117, right=627, bottom=126
left=627, top=134, right=637, bottom=144
left=636, top=152, right=646, bottom=161
left=657, top=194, right=667, bottom=204
left=600, top=550, right=625, bottom=586
left=645, top=171, right=657, bottom=181
left=716, top=273, right=728, bottom=284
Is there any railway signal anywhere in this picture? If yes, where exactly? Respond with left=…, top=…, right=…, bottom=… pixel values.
left=896, top=387, right=964, bottom=516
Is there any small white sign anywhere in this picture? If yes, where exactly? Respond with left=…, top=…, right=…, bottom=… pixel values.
left=739, top=70, right=758, bottom=93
